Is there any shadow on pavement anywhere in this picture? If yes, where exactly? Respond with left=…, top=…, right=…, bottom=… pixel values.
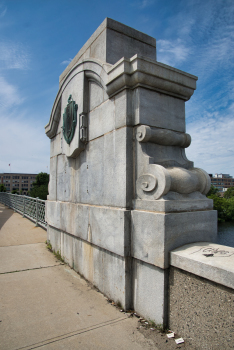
left=0, top=204, right=14, bottom=230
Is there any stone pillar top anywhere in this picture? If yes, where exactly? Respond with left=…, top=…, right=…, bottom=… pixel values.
left=59, top=17, right=156, bottom=86
left=107, top=55, right=198, bottom=100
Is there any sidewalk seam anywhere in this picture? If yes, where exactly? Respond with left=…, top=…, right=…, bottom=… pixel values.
left=0, top=242, right=46, bottom=248
left=0, top=264, right=63, bottom=275
left=14, top=317, right=128, bottom=350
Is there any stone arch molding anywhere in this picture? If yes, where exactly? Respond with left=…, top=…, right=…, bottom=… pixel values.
left=45, top=58, right=111, bottom=158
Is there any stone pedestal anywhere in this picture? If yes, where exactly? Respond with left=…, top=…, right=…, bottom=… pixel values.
left=45, top=18, right=217, bottom=326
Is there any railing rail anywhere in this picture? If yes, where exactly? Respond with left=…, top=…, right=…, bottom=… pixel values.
left=0, top=193, right=47, bottom=229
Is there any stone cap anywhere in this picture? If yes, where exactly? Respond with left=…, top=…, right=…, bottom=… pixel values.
left=107, top=55, right=198, bottom=100
left=170, top=242, right=234, bottom=290
left=59, top=18, right=156, bottom=86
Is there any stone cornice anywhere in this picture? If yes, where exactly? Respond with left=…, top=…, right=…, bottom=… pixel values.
left=106, top=55, right=198, bottom=100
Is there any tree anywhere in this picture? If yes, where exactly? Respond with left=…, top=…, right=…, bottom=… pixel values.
left=225, top=197, right=234, bottom=221
left=0, top=184, right=6, bottom=192
left=206, top=184, right=220, bottom=197
left=223, top=187, right=234, bottom=199
left=207, top=194, right=226, bottom=222
left=29, top=172, right=49, bottom=200
left=11, top=189, right=19, bottom=194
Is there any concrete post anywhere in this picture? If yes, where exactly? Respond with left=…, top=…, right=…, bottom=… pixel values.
left=45, top=18, right=217, bottom=326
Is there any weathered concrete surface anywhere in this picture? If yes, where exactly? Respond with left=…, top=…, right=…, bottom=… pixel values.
left=170, top=242, right=234, bottom=289
left=45, top=18, right=217, bottom=328
left=47, top=202, right=131, bottom=256
left=47, top=225, right=132, bottom=310
left=0, top=204, right=158, bottom=350
left=0, top=243, right=61, bottom=274
left=132, top=259, right=167, bottom=325
left=0, top=205, right=46, bottom=246
left=132, top=211, right=217, bottom=269
left=169, top=266, right=234, bottom=350
left=1, top=266, right=157, bottom=350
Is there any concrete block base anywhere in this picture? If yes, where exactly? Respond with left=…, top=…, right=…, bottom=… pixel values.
left=132, top=209, right=217, bottom=269
left=132, top=259, right=167, bottom=326
left=47, top=225, right=132, bottom=310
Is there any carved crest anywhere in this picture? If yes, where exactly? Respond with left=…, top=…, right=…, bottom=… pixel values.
left=62, top=95, right=78, bottom=144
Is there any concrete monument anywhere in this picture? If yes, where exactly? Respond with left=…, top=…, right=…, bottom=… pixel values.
left=45, top=18, right=217, bottom=326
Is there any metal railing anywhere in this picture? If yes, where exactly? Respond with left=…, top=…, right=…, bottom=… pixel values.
left=0, top=193, right=47, bottom=229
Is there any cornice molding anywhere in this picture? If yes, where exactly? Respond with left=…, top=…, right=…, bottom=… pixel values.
left=106, top=55, right=198, bottom=100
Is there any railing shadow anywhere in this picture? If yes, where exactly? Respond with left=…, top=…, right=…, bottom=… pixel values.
left=0, top=204, right=14, bottom=230
left=0, top=193, right=47, bottom=230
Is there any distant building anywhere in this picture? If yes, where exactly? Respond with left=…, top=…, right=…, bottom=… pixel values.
left=210, top=173, right=234, bottom=192
left=0, top=173, right=38, bottom=195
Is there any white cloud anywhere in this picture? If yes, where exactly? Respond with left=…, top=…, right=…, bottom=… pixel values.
left=61, top=58, right=72, bottom=65
left=156, top=1, right=234, bottom=177
left=0, top=41, right=30, bottom=70
left=0, top=4, right=7, bottom=18
left=139, top=0, right=155, bottom=8
left=191, top=35, right=234, bottom=83
left=157, top=39, right=190, bottom=66
left=0, top=76, right=24, bottom=110
left=0, top=114, right=50, bottom=174
left=186, top=105, right=234, bottom=175
left=0, top=74, right=49, bottom=174
left=157, top=1, right=234, bottom=80
left=131, top=0, right=155, bottom=9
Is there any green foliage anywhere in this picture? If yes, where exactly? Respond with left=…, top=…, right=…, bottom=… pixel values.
left=11, top=189, right=19, bottom=194
left=33, top=172, right=49, bottom=187
left=46, top=240, right=64, bottom=263
left=46, top=240, right=52, bottom=251
left=0, top=184, right=6, bottom=192
left=223, top=187, right=234, bottom=199
left=208, top=193, right=234, bottom=222
left=207, top=184, right=220, bottom=196
left=225, top=197, right=234, bottom=221
left=53, top=250, right=65, bottom=263
left=29, top=172, right=49, bottom=200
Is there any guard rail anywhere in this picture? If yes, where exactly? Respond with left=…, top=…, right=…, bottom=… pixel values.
left=0, top=193, right=46, bottom=229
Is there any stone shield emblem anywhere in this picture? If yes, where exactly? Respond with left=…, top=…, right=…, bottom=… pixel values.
left=62, top=95, right=78, bottom=144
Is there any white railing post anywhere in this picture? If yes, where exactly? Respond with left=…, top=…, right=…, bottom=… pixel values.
left=36, top=197, right=39, bottom=226
left=14, top=194, right=16, bottom=212
left=23, top=196, right=25, bottom=217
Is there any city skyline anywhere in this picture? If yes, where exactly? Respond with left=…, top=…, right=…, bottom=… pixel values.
left=0, top=0, right=233, bottom=175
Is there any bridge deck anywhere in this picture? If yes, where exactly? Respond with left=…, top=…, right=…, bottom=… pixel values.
left=0, top=204, right=158, bottom=350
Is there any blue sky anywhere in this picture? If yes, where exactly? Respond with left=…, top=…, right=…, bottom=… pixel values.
left=0, top=0, right=233, bottom=176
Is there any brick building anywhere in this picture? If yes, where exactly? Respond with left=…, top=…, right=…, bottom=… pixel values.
left=210, top=173, right=234, bottom=192
left=0, top=173, right=37, bottom=195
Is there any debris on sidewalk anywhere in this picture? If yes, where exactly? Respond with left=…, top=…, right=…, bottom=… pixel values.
left=175, top=337, right=184, bottom=344
left=167, top=332, right=175, bottom=338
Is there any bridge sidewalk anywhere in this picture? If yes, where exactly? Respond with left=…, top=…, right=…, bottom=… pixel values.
left=0, top=204, right=158, bottom=350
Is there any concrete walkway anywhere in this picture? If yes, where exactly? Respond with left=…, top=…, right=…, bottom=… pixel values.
left=0, top=204, right=158, bottom=350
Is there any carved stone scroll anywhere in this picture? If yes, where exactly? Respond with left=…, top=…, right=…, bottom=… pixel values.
left=136, top=125, right=191, bottom=148
left=136, top=165, right=211, bottom=200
